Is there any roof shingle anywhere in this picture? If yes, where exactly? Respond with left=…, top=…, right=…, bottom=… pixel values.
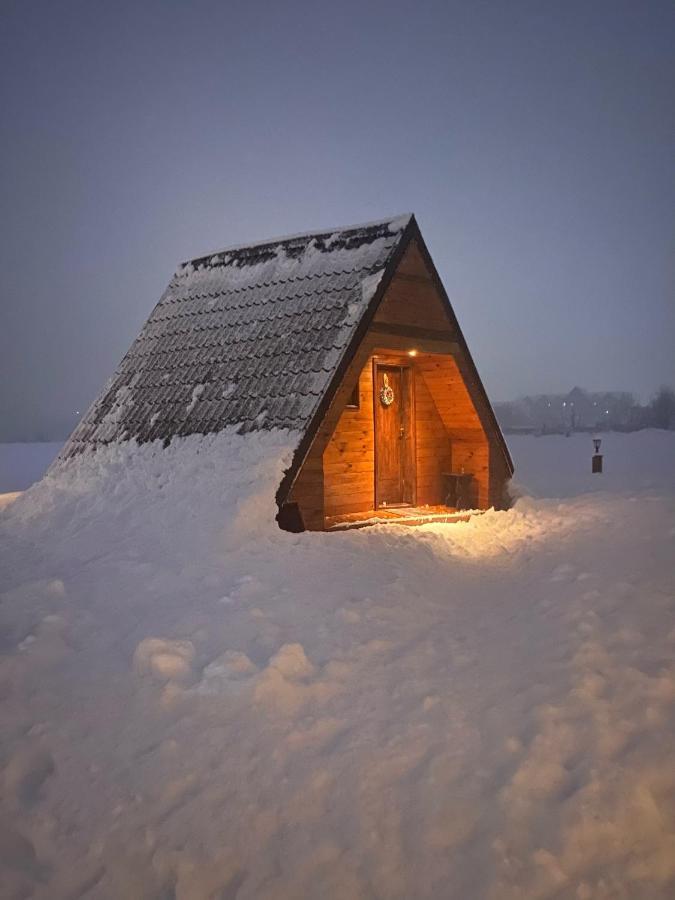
left=61, top=214, right=412, bottom=457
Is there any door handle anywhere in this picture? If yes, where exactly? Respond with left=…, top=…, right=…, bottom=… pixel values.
left=399, top=425, right=405, bottom=438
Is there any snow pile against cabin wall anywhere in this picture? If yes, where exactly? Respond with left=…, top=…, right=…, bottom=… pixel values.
left=13, top=428, right=299, bottom=550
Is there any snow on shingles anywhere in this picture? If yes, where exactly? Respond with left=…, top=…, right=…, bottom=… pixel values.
left=182, top=212, right=413, bottom=263
left=61, top=216, right=409, bottom=460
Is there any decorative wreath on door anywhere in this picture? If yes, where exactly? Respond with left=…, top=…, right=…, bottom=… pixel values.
left=380, top=373, right=395, bottom=407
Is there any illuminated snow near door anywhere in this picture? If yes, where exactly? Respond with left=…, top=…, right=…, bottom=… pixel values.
left=1, top=430, right=674, bottom=898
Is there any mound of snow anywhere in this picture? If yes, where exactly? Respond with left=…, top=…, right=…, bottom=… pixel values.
left=133, top=638, right=196, bottom=684
left=1, top=429, right=674, bottom=898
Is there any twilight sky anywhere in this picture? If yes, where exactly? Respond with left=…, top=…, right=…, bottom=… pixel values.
left=1, top=0, right=674, bottom=440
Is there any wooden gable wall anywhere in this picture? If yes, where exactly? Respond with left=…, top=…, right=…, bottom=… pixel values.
left=287, top=239, right=508, bottom=529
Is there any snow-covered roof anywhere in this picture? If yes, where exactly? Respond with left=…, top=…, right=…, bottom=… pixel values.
left=62, top=215, right=414, bottom=458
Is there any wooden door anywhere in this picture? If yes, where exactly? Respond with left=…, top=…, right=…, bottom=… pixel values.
left=374, top=363, right=415, bottom=507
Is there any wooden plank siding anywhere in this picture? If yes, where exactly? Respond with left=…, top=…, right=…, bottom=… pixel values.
left=288, top=238, right=507, bottom=529
left=324, top=359, right=375, bottom=516
left=286, top=449, right=324, bottom=531
left=413, top=370, right=452, bottom=505
left=375, top=243, right=455, bottom=334
left=415, top=356, right=490, bottom=508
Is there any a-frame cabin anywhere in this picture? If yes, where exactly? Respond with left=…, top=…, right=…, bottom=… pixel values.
left=60, top=214, right=513, bottom=531
left=283, top=226, right=513, bottom=530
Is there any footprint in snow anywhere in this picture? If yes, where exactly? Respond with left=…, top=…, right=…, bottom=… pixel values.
left=196, top=650, right=258, bottom=695
left=235, top=575, right=264, bottom=599
left=133, top=638, right=196, bottom=685
left=3, top=746, right=55, bottom=808
left=614, top=581, right=634, bottom=595
left=336, top=607, right=360, bottom=624
left=550, top=563, right=576, bottom=582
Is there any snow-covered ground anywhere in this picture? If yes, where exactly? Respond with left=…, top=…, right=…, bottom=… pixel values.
left=1, top=431, right=674, bottom=899
left=508, top=430, right=675, bottom=498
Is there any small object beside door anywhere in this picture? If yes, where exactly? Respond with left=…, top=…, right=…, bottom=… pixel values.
left=442, top=472, right=475, bottom=510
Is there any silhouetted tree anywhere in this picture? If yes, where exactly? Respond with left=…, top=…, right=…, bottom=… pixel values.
left=649, top=386, right=675, bottom=430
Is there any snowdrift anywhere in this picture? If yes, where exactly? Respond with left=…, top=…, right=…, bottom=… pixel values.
left=1, top=430, right=675, bottom=899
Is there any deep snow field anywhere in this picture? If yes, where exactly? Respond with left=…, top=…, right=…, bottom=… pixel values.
left=1, top=431, right=674, bottom=899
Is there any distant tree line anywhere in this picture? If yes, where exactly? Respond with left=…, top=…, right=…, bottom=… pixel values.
left=494, top=386, right=675, bottom=435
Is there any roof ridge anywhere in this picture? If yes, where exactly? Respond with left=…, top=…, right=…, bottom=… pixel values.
left=182, top=213, right=413, bottom=266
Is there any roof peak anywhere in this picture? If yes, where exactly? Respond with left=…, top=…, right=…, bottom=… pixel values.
left=184, top=213, right=414, bottom=267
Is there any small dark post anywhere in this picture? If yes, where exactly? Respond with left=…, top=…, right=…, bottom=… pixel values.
left=592, top=438, right=603, bottom=474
